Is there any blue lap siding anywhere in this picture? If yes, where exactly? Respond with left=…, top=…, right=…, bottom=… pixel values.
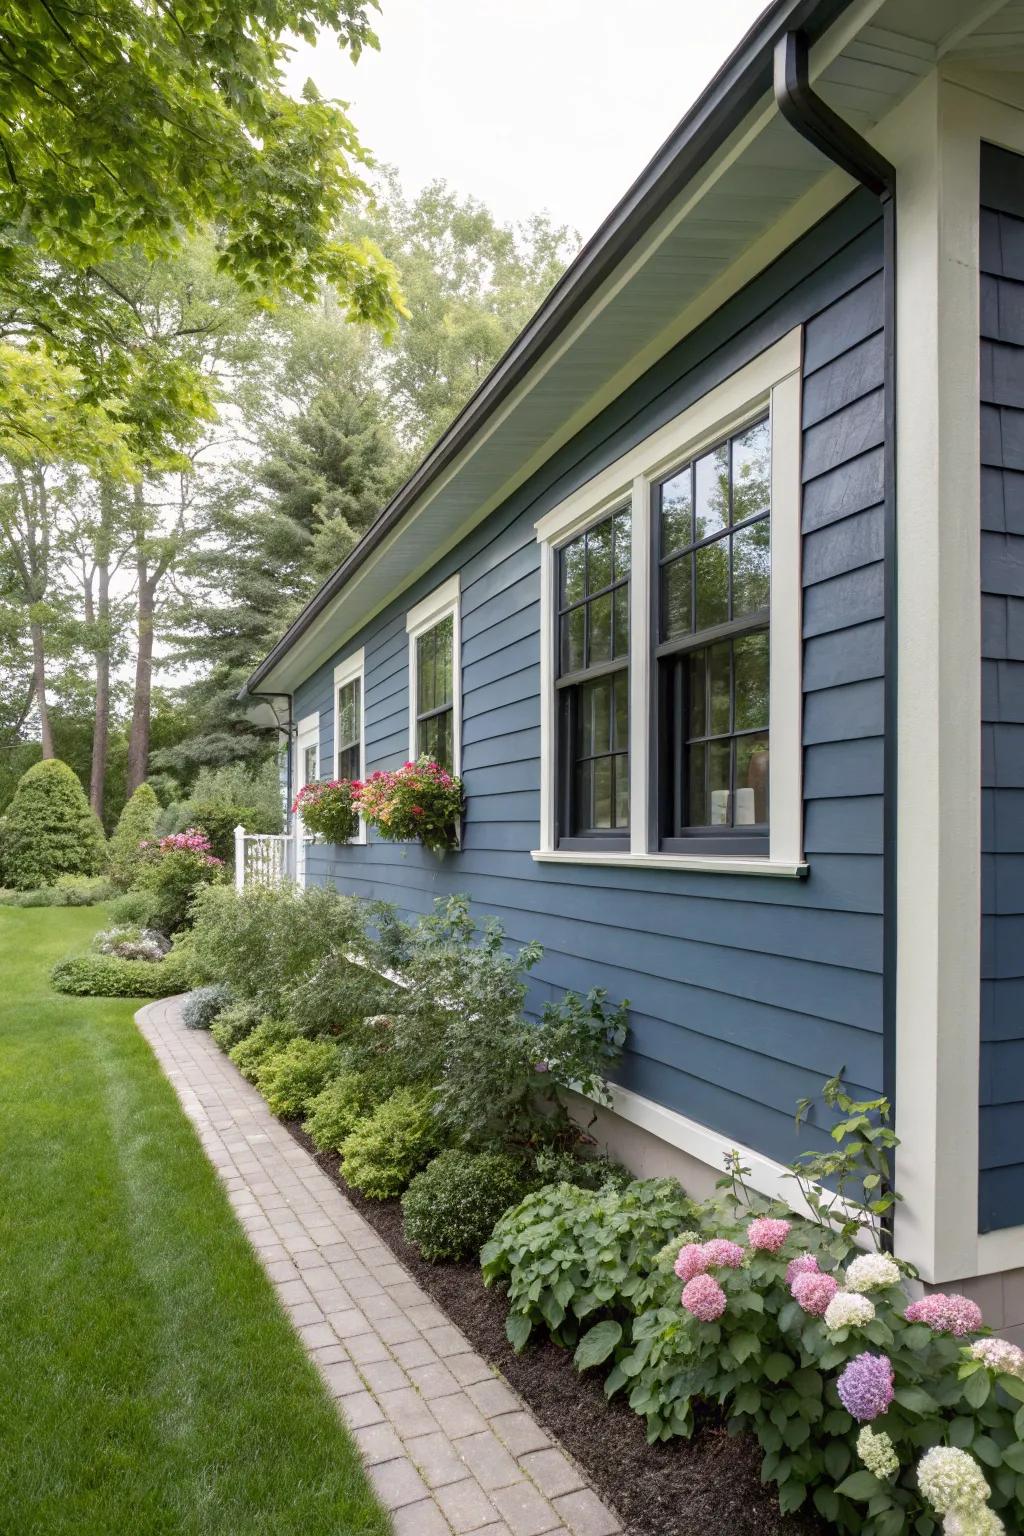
left=979, top=143, right=1024, bottom=1233
left=294, top=190, right=888, bottom=1171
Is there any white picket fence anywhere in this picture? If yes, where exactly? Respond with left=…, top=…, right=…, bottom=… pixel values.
left=234, top=826, right=295, bottom=890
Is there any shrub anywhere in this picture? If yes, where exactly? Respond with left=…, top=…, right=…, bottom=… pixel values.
left=50, top=945, right=193, bottom=998
left=228, top=1018, right=298, bottom=1083
left=136, top=829, right=224, bottom=933
left=356, top=757, right=463, bottom=851
left=182, top=983, right=233, bottom=1031
left=107, top=783, right=159, bottom=889
left=93, top=925, right=171, bottom=962
left=211, top=999, right=266, bottom=1051
left=402, top=1150, right=529, bottom=1262
left=155, top=761, right=283, bottom=844
left=108, top=888, right=160, bottom=926
left=340, top=1086, right=440, bottom=1199
left=2, top=759, right=107, bottom=889
left=305, top=1069, right=392, bottom=1153
left=531, top=1144, right=633, bottom=1192
left=0, top=875, right=114, bottom=908
left=292, top=779, right=359, bottom=844
left=187, top=802, right=279, bottom=865
left=256, top=1038, right=342, bottom=1118
left=481, top=1178, right=697, bottom=1352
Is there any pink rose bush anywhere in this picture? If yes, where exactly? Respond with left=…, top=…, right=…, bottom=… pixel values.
left=355, top=758, right=463, bottom=851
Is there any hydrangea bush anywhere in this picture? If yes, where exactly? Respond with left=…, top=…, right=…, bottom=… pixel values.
left=355, top=758, right=463, bottom=852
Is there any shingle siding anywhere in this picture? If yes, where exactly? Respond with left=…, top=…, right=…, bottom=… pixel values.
left=980, top=142, right=1024, bottom=1233
left=295, top=189, right=887, bottom=1171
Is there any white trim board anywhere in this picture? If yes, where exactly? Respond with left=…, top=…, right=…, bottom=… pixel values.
left=333, top=648, right=366, bottom=845
left=294, top=711, right=320, bottom=889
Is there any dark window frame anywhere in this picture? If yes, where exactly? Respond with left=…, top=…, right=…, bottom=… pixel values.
left=414, top=611, right=456, bottom=772
left=554, top=509, right=631, bottom=850
left=653, top=415, right=771, bottom=857
left=336, top=675, right=362, bottom=784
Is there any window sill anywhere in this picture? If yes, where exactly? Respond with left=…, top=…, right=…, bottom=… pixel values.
left=530, top=848, right=808, bottom=879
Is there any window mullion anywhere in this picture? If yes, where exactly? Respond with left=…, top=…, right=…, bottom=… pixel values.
left=629, top=473, right=650, bottom=856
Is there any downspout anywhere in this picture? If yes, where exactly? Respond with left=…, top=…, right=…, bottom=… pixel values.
left=773, top=33, right=899, bottom=1222
left=247, top=690, right=295, bottom=824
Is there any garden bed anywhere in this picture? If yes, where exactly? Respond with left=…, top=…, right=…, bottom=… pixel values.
left=288, top=1121, right=822, bottom=1536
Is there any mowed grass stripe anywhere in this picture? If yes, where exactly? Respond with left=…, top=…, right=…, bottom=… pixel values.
left=0, top=904, right=391, bottom=1536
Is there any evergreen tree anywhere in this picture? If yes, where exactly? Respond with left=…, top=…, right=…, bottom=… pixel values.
left=108, top=782, right=159, bottom=890
left=1, top=758, right=106, bottom=888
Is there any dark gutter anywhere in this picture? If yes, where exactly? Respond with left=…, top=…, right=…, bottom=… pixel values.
left=242, top=0, right=855, bottom=697
left=773, top=31, right=899, bottom=1228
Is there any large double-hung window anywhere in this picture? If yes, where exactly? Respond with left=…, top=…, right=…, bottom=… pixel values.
left=535, top=330, right=804, bottom=876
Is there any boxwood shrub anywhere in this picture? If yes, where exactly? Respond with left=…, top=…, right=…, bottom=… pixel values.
left=228, top=1018, right=298, bottom=1083
left=255, top=1038, right=342, bottom=1118
left=402, top=1149, right=529, bottom=1262
left=210, top=999, right=266, bottom=1051
left=340, top=1086, right=439, bottom=1200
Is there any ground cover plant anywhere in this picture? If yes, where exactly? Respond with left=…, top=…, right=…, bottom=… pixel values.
left=0, top=875, right=114, bottom=907
left=0, top=902, right=389, bottom=1536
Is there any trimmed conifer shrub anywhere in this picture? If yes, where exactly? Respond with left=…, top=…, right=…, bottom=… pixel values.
left=108, top=782, right=159, bottom=889
left=2, top=759, right=107, bottom=889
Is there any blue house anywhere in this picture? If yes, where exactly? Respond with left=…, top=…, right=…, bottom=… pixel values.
left=242, top=0, right=1024, bottom=1338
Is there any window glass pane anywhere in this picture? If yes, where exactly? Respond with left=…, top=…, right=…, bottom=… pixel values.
left=418, top=708, right=453, bottom=770
left=736, top=733, right=769, bottom=824
left=593, top=756, right=613, bottom=828
left=694, top=443, right=729, bottom=541
left=587, top=520, right=612, bottom=593
left=613, top=510, right=631, bottom=578
left=303, top=745, right=317, bottom=784
left=708, top=739, right=731, bottom=825
left=562, top=607, right=585, bottom=673
left=612, top=586, right=629, bottom=658
left=562, top=536, right=585, bottom=605
left=732, top=521, right=770, bottom=618
left=709, top=641, right=730, bottom=736
left=687, top=742, right=706, bottom=826
left=417, top=629, right=435, bottom=713
left=660, top=468, right=692, bottom=554
left=687, top=650, right=706, bottom=738
left=734, top=631, right=769, bottom=731
left=732, top=418, right=770, bottom=524
left=338, top=679, right=360, bottom=748
left=695, top=538, right=729, bottom=629
left=614, top=755, right=629, bottom=828
left=338, top=744, right=360, bottom=780
left=588, top=591, right=612, bottom=664
left=435, top=614, right=454, bottom=705
left=613, top=670, right=628, bottom=751
left=662, top=557, right=691, bottom=639
left=591, top=677, right=612, bottom=755
left=575, top=760, right=592, bottom=830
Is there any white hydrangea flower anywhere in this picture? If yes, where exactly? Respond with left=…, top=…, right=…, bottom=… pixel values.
left=857, top=1426, right=899, bottom=1479
left=917, top=1447, right=991, bottom=1516
left=943, top=1509, right=1005, bottom=1536
left=844, top=1252, right=901, bottom=1293
left=968, top=1337, right=1024, bottom=1378
left=823, top=1291, right=876, bottom=1330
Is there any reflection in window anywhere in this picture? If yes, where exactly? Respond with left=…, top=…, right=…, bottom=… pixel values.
left=657, top=417, right=771, bottom=845
left=557, top=509, right=630, bottom=840
left=415, top=612, right=455, bottom=770
left=337, top=677, right=361, bottom=781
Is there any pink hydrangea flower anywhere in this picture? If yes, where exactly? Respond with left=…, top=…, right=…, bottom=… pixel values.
left=836, top=1353, right=894, bottom=1421
left=786, top=1253, right=819, bottom=1287
left=791, top=1270, right=840, bottom=1317
left=747, top=1217, right=791, bottom=1253
left=702, top=1238, right=745, bottom=1269
left=680, top=1274, right=727, bottom=1322
left=673, top=1243, right=708, bottom=1283
left=904, top=1293, right=983, bottom=1338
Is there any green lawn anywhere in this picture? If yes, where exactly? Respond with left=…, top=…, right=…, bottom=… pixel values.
left=0, top=904, right=391, bottom=1536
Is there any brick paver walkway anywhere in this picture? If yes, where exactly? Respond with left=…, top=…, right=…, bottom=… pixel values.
left=137, top=997, right=623, bottom=1536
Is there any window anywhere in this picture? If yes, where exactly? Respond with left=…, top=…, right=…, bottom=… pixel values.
left=333, top=649, right=365, bottom=841
left=533, top=327, right=804, bottom=876
left=303, top=742, right=318, bottom=787
left=407, top=575, right=461, bottom=774
left=657, top=418, right=771, bottom=852
left=556, top=509, right=631, bottom=844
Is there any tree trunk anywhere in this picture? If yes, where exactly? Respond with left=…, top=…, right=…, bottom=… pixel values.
left=29, top=616, right=54, bottom=758
left=126, top=548, right=154, bottom=796
left=89, top=483, right=114, bottom=819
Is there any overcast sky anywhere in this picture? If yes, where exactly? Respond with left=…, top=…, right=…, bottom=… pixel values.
left=282, top=0, right=768, bottom=239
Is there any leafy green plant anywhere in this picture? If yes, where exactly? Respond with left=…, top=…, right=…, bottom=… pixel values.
left=305, top=1071, right=385, bottom=1153
left=108, top=783, right=160, bottom=889
left=256, top=1038, right=342, bottom=1118
left=292, top=779, right=360, bottom=844
left=135, top=830, right=224, bottom=933
left=790, top=1072, right=901, bottom=1252
left=340, top=1086, right=439, bottom=1199
left=0, top=875, right=114, bottom=907
left=531, top=1145, right=632, bottom=1193
left=356, top=758, right=463, bottom=852
left=109, top=889, right=161, bottom=927
left=211, top=999, right=266, bottom=1051
left=183, top=983, right=233, bottom=1031
left=50, top=945, right=193, bottom=998
left=402, top=1150, right=529, bottom=1262
left=228, top=1019, right=298, bottom=1083
left=2, top=759, right=107, bottom=889
left=482, top=1178, right=696, bottom=1353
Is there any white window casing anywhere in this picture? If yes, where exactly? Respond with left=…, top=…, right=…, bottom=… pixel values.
left=406, top=573, right=462, bottom=774
left=534, top=326, right=805, bottom=877
left=333, top=647, right=366, bottom=844
left=294, top=710, right=319, bottom=887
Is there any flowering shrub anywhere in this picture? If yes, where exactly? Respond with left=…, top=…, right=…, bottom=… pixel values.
left=136, top=828, right=224, bottom=933
left=292, top=779, right=360, bottom=844
left=93, top=925, right=171, bottom=963
left=355, top=758, right=462, bottom=852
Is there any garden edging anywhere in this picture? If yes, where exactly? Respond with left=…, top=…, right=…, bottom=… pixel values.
left=136, top=992, right=623, bottom=1536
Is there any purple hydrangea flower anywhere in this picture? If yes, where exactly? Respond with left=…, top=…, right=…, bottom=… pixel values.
left=836, top=1353, right=894, bottom=1421
left=904, top=1293, right=983, bottom=1338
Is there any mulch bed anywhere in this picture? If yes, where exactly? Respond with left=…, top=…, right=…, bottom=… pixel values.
left=287, top=1123, right=824, bottom=1536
